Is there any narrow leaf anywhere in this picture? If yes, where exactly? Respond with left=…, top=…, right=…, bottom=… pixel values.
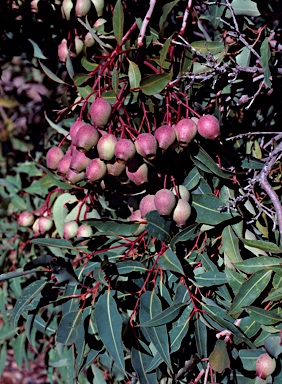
left=222, top=225, right=242, bottom=263
left=56, top=310, right=83, bottom=345
left=244, top=306, right=282, bottom=325
left=140, top=72, right=172, bottom=96
left=28, top=39, right=47, bottom=59
left=31, top=238, right=73, bottom=249
left=170, top=224, right=199, bottom=251
left=146, top=211, right=171, bottom=243
left=131, top=346, right=157, bottom=384
left=39, top=61, right=66, bottom=84
left=192, top=194, right=234, bottom=225
left=113, top=0, right=124, bottom=44
left=157, top=249, right=184, bottom=275
left=209, top=339, right=231, bottom=373
left=128, top=59, right=141, bottom=89
left=234, top=256, right=282, bottom=274
left=139, top=301, right=187, bottom=327
left=240, top=238, right=282, bottom=254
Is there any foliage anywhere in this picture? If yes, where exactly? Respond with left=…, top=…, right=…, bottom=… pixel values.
left=1, top=0, right=282, bottom=383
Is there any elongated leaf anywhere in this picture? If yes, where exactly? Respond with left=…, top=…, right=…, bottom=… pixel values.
left=73, top=73, right=89, bottom=86
left=140, top=72, right=172, bottom=96
left=234, top=256, right=282, bottom=274
left=131, top=346, right=157, bottom=384
left=195, top=317, right=207, bottom=361
left=139, top=301, right=187, bottom=327
left=52, top=193, right=78, bottom=238
left=225, top=267, right=246, bottom=295
left=169, top=306, right=191, bottom=353
left=263, top=287, right=282, bottom=302
left=183, top=167, right=201, bottom=190
left=139, top=291, right=172, bottom=371
left=222, top=225, right=242, bottom=263
left=160, top=36, right=172, bottom=68
left=194, top=271, right=227, bottom=287
left=209, top=339, right=231, bottom=373
left=240, top=238, right=282, bottom=254
left=31, top=238, right=73, bottom=249
left=128, top=59, right=141, bottom=89
left=78, top=18, right=112, bottom=49
left=229, top=270, right=272, bottom=315
left=13, top=280, right=47, bottom=331
left=260, top=37, right=271, bottom=87
left=28, top=38, right=47, bottom=59
left=157, top=249, right=184, bottom=275
left=244, top=306, right=282, bottom=325
left=146, top=211, right=171, bottom=243
left=95, top=291, right=125, bottom=372
left=39, top=61, right=66, bottom=84
left=228, top=0, right=260, bottom=17
left=159, top=0, right=180, bottom=32
left=191, top=41, right=224, bottom=56
left=56, top=310, right=83, bottom=345
left=113, top=0, right=124, bottom=44
left=116, top=261, right=147, bottom=274
left=170, top=224, right=199, bottom=251
left=192, top=194, right=234, bottom=225
left=83, top=218, right=140, bottom=236
left=45, top=113, right=69, bottom=137
left=264, top=336, right=282, bottom=358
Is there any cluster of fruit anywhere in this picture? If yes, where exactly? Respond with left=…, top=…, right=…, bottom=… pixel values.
left=44, top=97, right=220, bottom=228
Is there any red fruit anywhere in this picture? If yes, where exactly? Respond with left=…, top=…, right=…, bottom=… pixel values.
left=90, top=97, right=112, bottom=127
left=197, top=115, right=220, bottom=140
left=57, top=152, right=72, bottom=176
left=106, top=161, right=126, bottom=176
left=38, top=217, right=53, bottom=234
left=17, top=211, right=35, bottom=227
left=174, top=118, right=197, bottom=147
left=85, top=158, right=107, bottom=182
left=134, top=133, right=158, bottom=160
left=171, top=185, right=190, bottom=201
left=70, top=120, right=86, bottom=141
left=75, top=0, right=91, bottom=17
left=70, top=149, right=91, bottom=173
left=65, top=169, right=86, bottom=184
left=154, top=189, right=176, bottom=216
left=256, top=353, right=276, bottom=379
left=97, top=133, right=117, bottom=162
left=46, top=146, right=64, bottom=170
left=172, top=199, right=191, bottom=226
left=74, top=124, right=99, bottom=152
left=126, top=159, right=148, bottom=186
left=154, top=125, right=176, bottom=151
left=139, top=194, right=156, bottom=218
left=63, top=221, right=79, bottom=240
left=114, top=138, right=136, bottom=164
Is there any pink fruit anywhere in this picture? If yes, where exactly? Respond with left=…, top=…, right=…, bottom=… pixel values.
left=32, top=218, right=40, bottom=235
left=154, top=189, right=176, bottom=216
left=154, top=125, right=176, bottom=151
left=77, top=224, right=93, bottom=238
left=197, top=115, right=220, bottom=140
left=174, top=118, right=197, bottom=147
left=75, top=0, right=91, bottom=17
left=58, top=38, right=69, bottom=62
left=126, top=159, right=148, bottom=186
left=114, top=138, right=136, bottom=164
left=106, top=161, right=126, bottom=176
left=57, top=152, right=72, bottom=176
left=61, top=0, right=73, bottom=20
left=63, top=221, right=79, bottom=240
left=171, top=185, right=190, bottom=201
left=38, top=217, right=53, bottom=234
left=134, top=133, right=158, bottom=160
left=90, top=97, right=112, bottom=127
left=70, top=149, right=91, bottom=173
left=73, top=124, right=99, bottom=152
left=97, top=133, right=117, bottom=162
left=65, top=169, right=86, bottom=184
left=17, top=211, right=35, bottom=227
left=172, top=199, right=191, bottom=226
left=70, top=120, right=86, bottom=141
left=139, top=194, right=156, bottom=218
left=46, top=146, right=64, bottom=170
left=85, top=158, right=107, bottom=182
left=256, top=353, right=276, bottom=379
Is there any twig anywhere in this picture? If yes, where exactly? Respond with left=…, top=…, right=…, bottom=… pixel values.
left=226, top=132, right=282, bottom=141
left=138, top=0, right=157, bottom=47
left=179, top=0, right=193, bottom=36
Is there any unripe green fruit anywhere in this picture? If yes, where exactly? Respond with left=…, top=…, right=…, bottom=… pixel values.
left=57, top=152, right=72, bottom=176
left=46, top=146, right=64, bottom=170
left=85, top=158, right=107, bottom=182
left=74, top=124, right=99, bottom=152
left=77, top=224, right=93, bottom=238
left=32, top=218, right=40, bottom=235
left=139, top=194, right=156, bottom=218
left=17, top=211, right=35, bottom=227
left=38, top=217, right=53, bottom=234
left=134, top=133, right=158, bottom=160
left=174, top=118, right=197, bottom=147
left=92, top=0, right=104, bottom=16
left=171, top=185, right=190, bottom=201
left=62, top=0, right=73, bottom=20
left=74, top=36, right=84, bottom=56
left=70, top=149, right=91, bottom=173
left=90, top=97, right=112, bottom=127
left=63, top=221, right=79, bottom=240
left=84, top=32, right=95, bottom=47
left=197, top=115, right=220, bottom=140
left=154, top=125, right=176, bottom=151
left=97, top=133, right=117, bottom=161
left=172, top=199, right=191, bottom=226
left=256, top=353, right=276, bottom=379
left=75, top=0, right=91, bottom=17
left=114, top=138, right=136, bottom=164
left=154, top=189, right=176, bottom=216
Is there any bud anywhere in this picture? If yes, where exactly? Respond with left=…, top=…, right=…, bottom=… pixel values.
left=58, top=38, right=69, bottom=62
left=90, top=97, right=112, bottom=127
left=174, top=118, right=197, bottom=147
left=154, top=125, right=176, bottom=151
left=70, top=149, right=91, bottom=173
left=154, top=189, right=176, bottom=216
left=126, top=159, right=148, bottom=186
left=32, top=218, right=40, bottom=235
left=73, top=124, right=99, bottom=152
left=97, top=133, right=117, bottom=162
left=62, top=0, right=73, bottom=20
left=46, top=146, right=64, bottom=170
left=70, top=120, right=86, bottom=141
left=17, top=211, right=35, bottom=227
left=172, top=199, right=191, bottom=226
left=114, top=138, right=136, bottom=164
left=106, top=161, right=126, bottom=176
left=85, top=158, right=107, bottom=182
left=63, top=221, right=78, bottom=240
left=57, top=152, right=72, bottom=176
left=197, top=115, right=220, bottom=140
left=139, top=194, right=156, bottom=218
left=92, top=0, right=104, bottom=16
left=171, top=185, right=190, bottom=201
left=65, top=169, right=86, bottom=184
left=134, top=133, right=158, bottom=160
left=38, top=217, right=53, bottom=234
left=77, top=224, right=93, bottom=238
left=256, top=353, right=276, bottom=379
left=84, top=32, right=95, bottom=47
left=74, top=36, right=84, bottom=56
left=75, top=0, right=91, bottom=17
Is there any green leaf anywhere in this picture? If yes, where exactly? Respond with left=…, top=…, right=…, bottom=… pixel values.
left=139, top=301, right=188, bottom=327
left=45, top=113, right=69, bottom=137
left=139, top=291, right=172, bottom=371
left=244, top=306, right=282, bottom=325
left=160, top=36, right=172, bottom=68
left=28, top=38, right=48, bottom=59
left=260, top=37, right=271, bottom=88
left=264, top=336, right=282, bottom=358
left=83, top=218, right=140, bottom=236
left=78, top=18, right=112, bottom=49
left=73, top=73, right=89, bottom=86
left=234, top=256, right=282, bottom=274
left=113, top=0, right=124, bottom=44
left=13, top=280, right=47, bottom=331
left=31, top=238, right=73, bottom=249
left=225, top=267, right=246, bottom=295
left=81, top=56, right=98, bottom=71
left=192, top=194, right=234, bottom=225
left=222, top=225, right=242, bottom=263
left=159, top=0, right=180, bottom=32
left=191, top=41, right=224, bottom=56
left=239, top=349, right=262, bottom=371
left=39, top=61, right=66, bottom=84
left=52, top=193, right=78, bottom=238
left=116, top=261, right=147, bottom=274
left=170, top=224, right=199, bottom=251
left=240, top=239, right=282, bottom=254
left=169, top=306, right=191, bottom=353
left=195, top=317, right=207, bottom=361
left=209, top=339, right=231, bottom=373
left=157, top=249, right=184, bottom=275
left=77, top=85, right=95, bottom=102
left=229, top=270, right=272, bottom=315
left=95, top=291, right=125, bottom=372
left=191, top=145, right=230, bottom=179
left=183, top=167, right=201, bottom=190
left=128, top=59, right=141, bottom=89
left=229, top=0, right=260, bottom=16
left=56, top=310, right=83, bottom=345
left=140, top=72, right=172, bottom=96
left=236, top=46, right=251, bottom=67
left=146, top=211, right=171, bottom=243
left=194, top=271, right=227, bottom=287
left=200, top=4, right=225, bottom=29
left=131, top=346, right=157, bottom=384
left=263, top=287, right=282, bottom=302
